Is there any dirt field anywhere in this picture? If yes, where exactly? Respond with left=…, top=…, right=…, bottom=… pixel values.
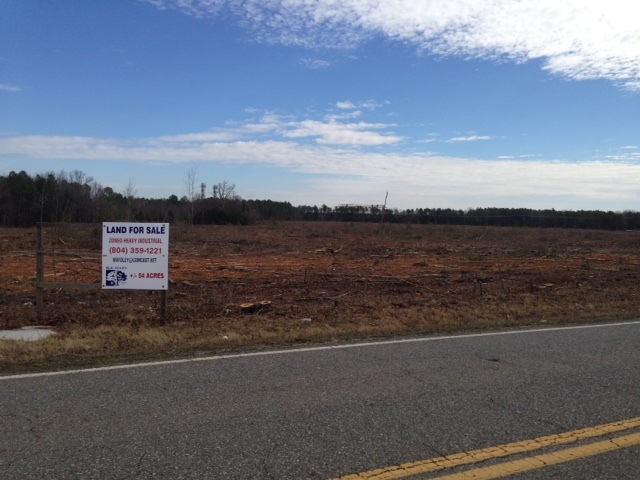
left=1, top=222, right=639, bottom=371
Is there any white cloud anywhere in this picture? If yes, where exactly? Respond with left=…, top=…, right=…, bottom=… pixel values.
left=621, top=145, right=638, bottom=149
left=446, top=135, right=492, bottom=143
left=327, top=110, right=362, bottom=120
left=605, top=152, right=640, bottom=162
left=0, top=84, right=22, bottom=92
left=115, top=109, right=403, bottom=147
left=144, top=0, right=227, bottom=18
left=145, top=0, right=640, bottom=91
left=302, top=58, right=331, bottom=69
left=283, top=119, right=403, bottom=145
left=337, top=101, right=357, bottom=109
left=2, top=132, right=638, bottom=209
left=1, top=102, right=636, bottom=209
left=221, top=110, right=398, bottom=146
left=336, top=100, right=385, bottom=111
left=156, top=131, right=241, bottom=143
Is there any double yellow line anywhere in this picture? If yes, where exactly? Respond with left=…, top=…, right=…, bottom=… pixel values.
left=335, top=416, right=640, bottom=480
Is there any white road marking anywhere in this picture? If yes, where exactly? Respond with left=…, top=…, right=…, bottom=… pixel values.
left=2, top=320, right=639, bottom=381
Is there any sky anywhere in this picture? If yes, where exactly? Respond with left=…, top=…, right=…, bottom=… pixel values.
left=1, top=0, right=639, bottom=211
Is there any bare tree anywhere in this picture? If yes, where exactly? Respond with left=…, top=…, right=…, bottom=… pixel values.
left=123, top=178, right=137, bottom=221
left=213, top=180, right=236, bottom=211
left=184, top=167, right=198, bottom=224
left=123, top=178, right=137, bottom=200
left=90, top=181, right=104, bottom=201
left=70, top=169, right=94, bottom=186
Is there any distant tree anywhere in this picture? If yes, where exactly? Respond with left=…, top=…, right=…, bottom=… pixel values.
left=70, top=169, right=93, bottom=186
left=212, top=180, right=237, bottom=211
left=123, top=178, right=137, bottom=221
left=6, top=171, right=36, bottom=226
left=184, top=168, right=198, bottom=224
left=34, top=172, right=57, bottom=222
left=93, top=186, right=127, bottom=221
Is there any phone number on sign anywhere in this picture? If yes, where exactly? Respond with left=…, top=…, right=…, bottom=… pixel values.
left=108, top=247, right=163, bottom=255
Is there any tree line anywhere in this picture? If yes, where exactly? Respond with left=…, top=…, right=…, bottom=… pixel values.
left=0, top=170, right=296, bottom=227
left=1, top=170, right=638, bottom=230
left=297, top=205, right=640, bottom=230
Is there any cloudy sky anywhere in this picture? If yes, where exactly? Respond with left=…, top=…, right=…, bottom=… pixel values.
left=1, top=0, right=639, bottom=210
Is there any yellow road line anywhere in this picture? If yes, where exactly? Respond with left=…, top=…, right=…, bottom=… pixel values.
left=335, top=417, right=640, bottom=480
left=431, top=431, right=640, bottom=479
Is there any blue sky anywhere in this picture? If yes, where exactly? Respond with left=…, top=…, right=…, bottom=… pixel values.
left=1, top=0, right=639, bottom=211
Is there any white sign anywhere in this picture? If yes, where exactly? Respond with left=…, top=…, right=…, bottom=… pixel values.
left=102, top=223, right=169, bottom=290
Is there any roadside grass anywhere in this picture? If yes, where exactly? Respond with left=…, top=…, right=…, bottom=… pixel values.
left=2, top=288, right=638, bottom=374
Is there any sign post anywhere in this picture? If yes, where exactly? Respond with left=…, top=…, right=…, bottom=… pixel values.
left=102, top=223, right=169, bottom=291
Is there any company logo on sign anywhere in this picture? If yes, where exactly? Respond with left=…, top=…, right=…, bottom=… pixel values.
left=105, top=269, right=127, bottom=287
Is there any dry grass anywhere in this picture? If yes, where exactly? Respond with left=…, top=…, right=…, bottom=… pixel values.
left=1, top=222, right=639, bottom=373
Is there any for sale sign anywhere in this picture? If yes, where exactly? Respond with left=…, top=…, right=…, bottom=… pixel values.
left=102, top=223, right=169, bottom=290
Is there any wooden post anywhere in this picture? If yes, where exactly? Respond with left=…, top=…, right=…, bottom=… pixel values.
left=36, top=223, right=44, bottom=322
left=380, top=192, right=388, bottom=224
left=160, top=289, right=168, bottom=324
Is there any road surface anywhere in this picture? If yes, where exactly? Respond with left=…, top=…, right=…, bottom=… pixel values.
left=2, top=321, right=639, bottom=479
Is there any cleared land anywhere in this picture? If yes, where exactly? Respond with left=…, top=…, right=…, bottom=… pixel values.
left=1, top=222, right=639, bottom=372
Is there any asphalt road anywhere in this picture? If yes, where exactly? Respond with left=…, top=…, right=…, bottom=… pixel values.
left=1, top=321, right=639, bottom=479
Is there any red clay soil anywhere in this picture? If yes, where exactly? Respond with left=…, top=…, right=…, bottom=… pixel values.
left=1, top=223, right=639, bottom=330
